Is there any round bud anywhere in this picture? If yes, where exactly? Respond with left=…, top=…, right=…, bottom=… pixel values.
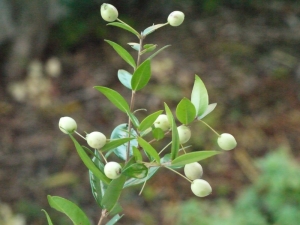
left=191, top=179, right=212, bottom=197
left=100, top=3, right=118, bottom=22
left=177, top=125, right=191, bottom=144
left=217, top=133, right=237, bottom=150
left=86, top=131, right=107, bottom=149
left=154, top=114, right=170, bottom=131
left=59, top=116, right=77, bottom=134
left=104, top=162, right=122, bottom=179
left=167, top=11, right=185, bottom=27
left=184, top=162, right=203, bottom=180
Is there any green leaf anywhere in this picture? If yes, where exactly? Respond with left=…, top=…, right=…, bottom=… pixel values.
left=140, top=44, right=157, bottom=54
left=47, top=195, right=91, bottom=225
left=197, top=103, right=217, bottom=119
left=128, top=42, right=140, bottom=51
left=152, top=128, right=165, bottom=140
left=137, top=137, right=160, bottom=163
left=101, top=175, right=127, bottom=212
left=124, top=166, right=159, bottom=188
left=160, top=153, right=182, bottom=169
left=138, top=110, right=163, bottom=132
left=109, top=204, right=123, bottom=217
left=102, top=138, right=134, bottom=152
left=191, top=75, right=209, bottom=117
left=106, top=214, right=124, bottom=225
left=107, top=22, right=140, bottom=38
left=176, top=97, right=197, bottom=125
left=89, top=150, right=106, bottom=207
left=118, top=70, right=132, bottom=90
left=41, top=209, right=54, bottom=225
left=122, top=163, right=148, bottom=179
left=171, top=151, right=221, bottom=167
left=142, top=23, right=168, bottom=36
left=131, top=60, right=151, bottom=91
left=128, top=112, right=140, bottom=128
left=94, top=86, right=129, bottom=113
left=164, top=103, right=179, bottom=160
left=69, top=134, right=110, bottom=184
left=132, top=146, right=143, bottom=162
left=105, top=40, right=136, bottom=69
left=146, top=45, right=171, bottom=61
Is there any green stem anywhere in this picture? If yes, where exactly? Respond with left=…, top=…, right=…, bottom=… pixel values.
left=75, top=131, right=86, bottom=140
left=199, top=120, right=220, bottom=136
left=163, top=166, right=192, bottom=183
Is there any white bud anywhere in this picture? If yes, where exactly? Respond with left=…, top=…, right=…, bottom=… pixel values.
left=184, top=162, right=203, bottom=180
left=154, top=114, right=170, bottom=131
left=177, top=125, right=191, bottom=144
left=168, top=11, right=185, bottom=27
left=217, top=133, right=237, bottom=150
left=191, top=179, right=212, bottom=197
left=86, top=131, right=106, bottom=149
left=104, top=162, right=122, bottom=179
left=100, top=3, right=118, bottom=22
left=59, top=117, right=77, bottom=134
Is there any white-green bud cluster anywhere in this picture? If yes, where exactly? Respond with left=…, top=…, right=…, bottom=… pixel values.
left=100, top=3, right=118, bottom=22
left=168, top=11, right=185, bottom=26
left=59, top=116, right=77, bottom=134
left=86, top=131, right=107, bottom=149
left=104, top=161, right=122, bottom=179
left=217, top=133, right=237, bottom=150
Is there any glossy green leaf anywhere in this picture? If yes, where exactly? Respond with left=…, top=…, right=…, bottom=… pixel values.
left=109, top=204, right=123, bottom=217
left=137, top=137, right=160, bottom=163
left=128, top=112, right=139, bottom=128
left=152, top=128, right=164, bottom=140
left=164, top=103, right=179, bottom=160
left=141, top=44, right=157, bottom=54
left=122, top=163, right=148, bottom=179
left=106, top=214, right=124, bottom=225
left=191, top=75, right=209, bottom=117
left=124, top=166, right=159, bottom=188
left=142, top=23, right=168, bottom=36
left=138, top=110, right=163, bottom=132
left=118, top=70, right=132, bottom=90
left=176, top=97, right=197, bottom=125
left=132, top=146, right=142, bottom=162
left=146, top=45, right=171, bottom=61
left=105, top=40, right=136, bottom=69
left=197, top=103, right=217, bottom=119
left=47, top=195, right=91, bottom=225
left=102, top=138, right=134, bottom=152
left=94, top=86, right=129, bottom=113
left=107, top=22, right=140, bottom=37
left=128, top=42, right=140, bottom=51
left=131, top=60, right=151, bottom=91
left=41, top=209, right=53, bottom=225
left=101, top=175, right=127, bottom=212
left=69, top=135, right=110, bottom=184
left=171, top=151, right=221, bottom=167
left=89, top=150, right=106, bottom=207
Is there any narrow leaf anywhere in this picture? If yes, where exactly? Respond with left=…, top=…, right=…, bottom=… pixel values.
left=107, top=22, right=140, bottom=37
left=191, top=75, right=209, bottom=117
left=106, top=214, right=124, bottom=225
left=69, top=135, right=110, bottom=184
left=122, top=163, right=148, bottom=179
left=41, top=209, right=54, bottom=225
left=94, top=86, right=129, bottom=113
left=128, top=42, right=140, bottom=51
left=152, top=128, right=164, bottom=140
left=171, top=151, right=221, bottom=167
left=132, top=146, right=143, bottom=162
left=197, top=103, right=217, bottom=119
left=118, top=70, right=132, bottom=90
left=176, top=97, right=196, bottom=125
left=124, top=167, right=159, bottom=188
left=137, top=137, right=160, bottom=163
left=128, top=112, right=140, bottom=128
left=131, top=60, right=151, bottom=91
left=101, top=175, right=127, bottom=212
left=142, top=23, right=168, bottom=36
left=105, top=40, right=136, bottom=69
left=140, top=44, right=157, bottom=54
left=146, top=45, right=171, bottom=61
left=138, top=110, right=163, bottom=132
left=47, top=195, right=91, bottom=225
left=101, top=138, right=134, bottom=152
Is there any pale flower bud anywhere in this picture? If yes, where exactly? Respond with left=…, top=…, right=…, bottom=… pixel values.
left=168, top=11, right=185, bottom=27
left=217, top=133, right=237, bottom=150
left=86, top=131, right=107, bottom=149
left=59, top=117, right=77, bottom=134
left=177, top=125, right=191, bottom=144
left=100, top=3, right=118, bottom=22
left=191, top=179, right=212, bottom=197
left=104, top=162, right=122, bottom=179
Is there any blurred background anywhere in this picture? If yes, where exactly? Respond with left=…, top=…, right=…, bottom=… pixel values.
left=0, top=0, right=300, bottom=224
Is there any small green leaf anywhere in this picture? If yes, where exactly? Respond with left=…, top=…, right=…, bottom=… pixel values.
left=94, top=86, right=130, bottom=113
left=142, top=23, right=168, bottom=36
left=105, top=40, right=136, bottom=69
left=171, top=151, right=221, bottom=167
left=122, top=163, right=148, bottom=179
left=138, top=110, right=163, bottom=132
left=128, top=42, right=140, bottom=51
left=191, top=75, right=209, bottom=117
left=131, top=60, right=151, bottom=91
left=41, top=209, right=54, bottom=225
left=102, top=138, right=134, bottom=152
left=106, top=214, right=124, bottom=225
left=47, top=195, right=91, bottom=225
left=197, top=103, right=217, bottom=119
left=128, top=112, right=140, bottom=128
left=176, top=97, right=197, bottom=124
left=107, top=22, right=140, bottom=37
left=118, top=70, right=132, bottom=90
left=124, top=167, right=159, bottom=188
left=132, top=146, right=142, bottom=162
left=101, top=175, right=127, bottom=212
left=69, top=135, right=110, bottom=184
left=146, top=45, right=171, bottom=61
left=152, top=128, right=164, bottom=140
left=141, top=44, right=157, bottom=54
left=137, top=137, right=160, bottom=163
